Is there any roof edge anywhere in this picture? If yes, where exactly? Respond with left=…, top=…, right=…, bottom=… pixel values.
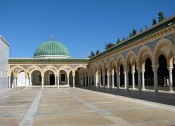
left=0, top=35, right=10, bottom=46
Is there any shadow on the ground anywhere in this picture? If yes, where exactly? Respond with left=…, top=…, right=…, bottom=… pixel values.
left=77, top=86, right=175, bottom=106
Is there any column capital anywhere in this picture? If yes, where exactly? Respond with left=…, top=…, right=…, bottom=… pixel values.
left=141, top=70, right=145, bottom=73
left=131, top=71, right=135, bottom=74
left=152, top=65, right=159, bottom=71
left=168, top=67, right=173, bottom=71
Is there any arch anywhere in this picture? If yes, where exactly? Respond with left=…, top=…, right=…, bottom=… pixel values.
left=27, top=65, right=42, bottom=76
left=10, top=65, right=27, bottom=76
left=157, top=54, right=169, bottom=91
left=138, top=45, right=153, bottom=66
left=116, top=54, right=125, bottom=71
left=43, top=68, right=56, bottom=76
left=74, top=65, right=87, bottom=72
left=44, top=70, right=56, bottom=85
left=109, top=57, right=116, bottom=72
left=126, top=50, right=137, bottom=67
left=154, top=38, right=175, bottom=65
left=43, top=65, right=57, bottom=73
left=31, top=69, right=42, bottom=86
left=102, top=60, right=109, bottom=71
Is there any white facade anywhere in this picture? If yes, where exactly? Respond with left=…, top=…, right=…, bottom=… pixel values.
left=0, top=35, right=9, bottom=90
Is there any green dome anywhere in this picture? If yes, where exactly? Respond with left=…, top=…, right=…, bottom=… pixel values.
left=34, top=41, right=70, bottom=58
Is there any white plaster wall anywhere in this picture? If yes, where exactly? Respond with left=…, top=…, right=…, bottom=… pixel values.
left=0, top=36, right=9, bottom=90
left=17, top=72, right=29, bottom=86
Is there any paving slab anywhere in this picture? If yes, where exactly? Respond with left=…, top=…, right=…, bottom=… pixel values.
left=0, top=87, right=175, bottom=126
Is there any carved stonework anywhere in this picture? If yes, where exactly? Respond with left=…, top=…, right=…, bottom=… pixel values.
left=132, top=46, right=141, bottom=55
left=113, top=54, right=118, bottom=60
left=122, top=50, right=128, bottom=58
left=165, top=34, right=174, bottom=45
left=145, top=39, right=159, bottom=51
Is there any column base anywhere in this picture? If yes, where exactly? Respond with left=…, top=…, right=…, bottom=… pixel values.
left=170, top=90, right=174, bottom=93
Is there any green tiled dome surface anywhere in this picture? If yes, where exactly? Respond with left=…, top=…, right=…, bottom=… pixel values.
left=34, top=41, right=70, bottom=57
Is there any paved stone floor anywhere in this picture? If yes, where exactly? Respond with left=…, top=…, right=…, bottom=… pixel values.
left=0, top=87, right=175, bottom=126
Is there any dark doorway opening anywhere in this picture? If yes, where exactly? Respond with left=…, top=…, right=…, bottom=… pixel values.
left=120, top=64, right=124, bottom=87
left=158, top=55, right=168, bottom=87
left=50, top=74, right=55, bottom=85
left=145, top=58, right=154, bottom=88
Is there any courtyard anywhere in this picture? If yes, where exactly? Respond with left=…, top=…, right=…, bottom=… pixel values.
left=0, top=87, right=175, bottom=126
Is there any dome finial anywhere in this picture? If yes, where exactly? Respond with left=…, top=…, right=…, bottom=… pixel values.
left=51, top=34, right=54, bottom=41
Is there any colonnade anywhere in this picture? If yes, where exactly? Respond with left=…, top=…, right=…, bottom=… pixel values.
left=80, top=59, right=174, bottom=94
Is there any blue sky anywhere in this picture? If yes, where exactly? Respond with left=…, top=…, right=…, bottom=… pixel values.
left=0, top=0, right=175, bottom=58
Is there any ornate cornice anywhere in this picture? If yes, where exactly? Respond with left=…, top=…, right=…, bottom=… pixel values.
left=90, top=15, right=175, bottom=63
left=8, top=58, right=89, bottom=64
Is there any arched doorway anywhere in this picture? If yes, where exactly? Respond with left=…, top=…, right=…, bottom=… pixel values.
left=135, top=64, right=138, bottom=88
left=104, top=68, right=107, bottom=86
left=44, top=70, right=56, bottom=85
left=100, top=69, right=103, bottom=87
left=120, top=64, right=124, bottom=87
left=158, top=54, right=169, bottom=91
left=75, top=69, right=80, bottom=86
left=31, top=70, right=42, bottom=86
left=144, top=58, right=154, bottom=90
left=114, top=67, right=117, bottom=87
left=17, top=71, right=29, bottom=87
left=128, top=64, right=132, bottom=88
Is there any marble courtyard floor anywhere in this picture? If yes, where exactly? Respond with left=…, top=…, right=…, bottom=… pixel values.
left=0, top=87, right=175, bottom=126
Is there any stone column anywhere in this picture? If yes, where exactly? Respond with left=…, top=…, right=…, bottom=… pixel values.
left=137, top=67, right=141, bottom=93
left=93, top=74, right=95, bottom=87
left=41, top=76, right=44, bottom=89
left=95, top=72, right=98, bottom=87
left=124, top=71, right=129, bottom=91
left=15, top=77, right=17, bottom=87
left=98, top=73, right=101, bottom=88
left=25, top=76, right=27, bottom=89
left=131, top=71, right=135, bottom=89
left=168, top=67, right=173, bottom=92
left=103, top=73, right=105, bottom=88
left=8, top=76, right=11, bottom=89
left=67, top=76, right=70, bottom=86
left=55, top=76, right=57, bottom=86
left=142, top=70, right=145, bottom=90
left=112, top=69, right=114, bottom=88
left=117, top=71, right=120, bottom=91
left=30, top=76, right=32, bottom=86
left=73, top=75, right=75, bottom=88
left=107, top=71, right=110, bottom=88
left=152, top=65, right=158, bottom=94
left=84, top=75, right=87, bottom=87
left=28, top=76, right=30, bottom=86
left=82, top=75, right=84, bottom=86
left=57, top=75, right=60, bottom=88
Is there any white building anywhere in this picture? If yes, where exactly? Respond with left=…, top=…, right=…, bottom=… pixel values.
left=0, top=35, right=9, bottom=90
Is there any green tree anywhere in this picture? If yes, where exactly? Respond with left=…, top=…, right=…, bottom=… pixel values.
left=132, top=29, right=137, bottom=36
left=89, top=51, right=95, bottom=58
left=129, top=29, right=137, bottom=37
left=140, top=28, right=143, bottom=32
left=158, top=11, right=165, bottom=22
left=105, top=42, right=115, bottom=50
left=116, top=38, right=120, bottom=43
left=145, top=25, right=148, bottom=29
left=96, top=50, right=100, bottom=55
left=152, top=18, right=157, bottom=25
left=122, top=36, right=125, bottom=41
